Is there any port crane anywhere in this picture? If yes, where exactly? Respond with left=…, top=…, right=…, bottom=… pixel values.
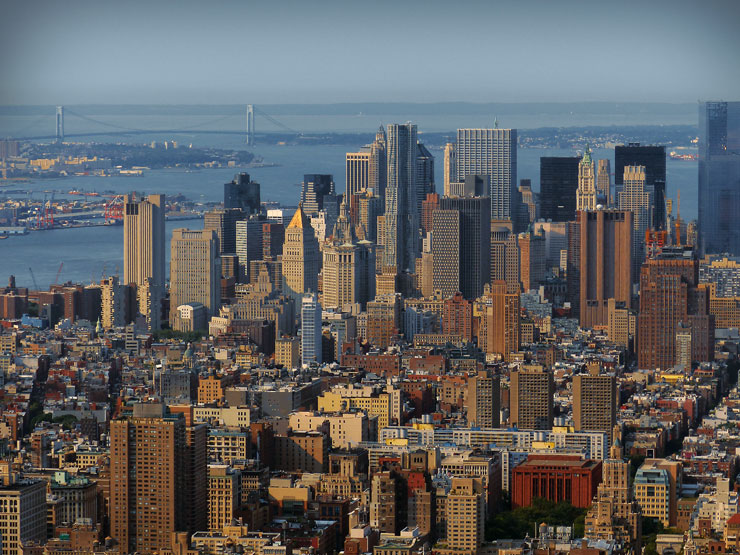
left=28, top=267, right=39, bottom=291
left=53, top=262, right=63, bottom=287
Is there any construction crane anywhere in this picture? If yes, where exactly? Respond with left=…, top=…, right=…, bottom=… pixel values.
left=28, top=267, right=39, bottom=291
left=53, top=262, right=63, bottom=287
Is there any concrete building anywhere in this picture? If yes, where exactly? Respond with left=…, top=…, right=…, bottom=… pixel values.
left=510, top=365, right=553, bottom=430
left=573, top=365, right=617, bottom=443
left=0, top=477, right=46, bottom=555
left=467, top=369, right=500, bottom=428
left=483, top=281, right=520, bottom=361
left=597, top=159, right=611, bottom=205
left=518, top=230, right=546, bottom=292
left=578, top=209, right=633, bottom=329
left=207, top=464, right=241, bottom=531
left=443, top=142, right=456, bottom=197
left=618, top=165, right=653, bottom=283
left=281, top=204, right=320, bottom=302
left=456, top=128, right=517, bottom=221
left=490, top=225, right=520, bottom=294
left=638, top=247, right=715, bottom=370
left=110, top=403, right=207, bottom=554
left=289, top=411, right=375, bottom=448
left=443, top=478, right=485, bottom=555
left=274, top=430, right=329, bottom=473
left=224, top=173, right=260, bottom=214
left=123, top=193, right=165, bottom=330
left=169, top=229, right=221, bottom=326
left=235, top=216, right=264, bottom=282
left=576, top=146, right=598, bottom=211
left=300, top=293, right=322, bottom=365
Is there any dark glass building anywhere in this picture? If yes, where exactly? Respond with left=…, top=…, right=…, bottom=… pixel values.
left=539, top=157, right=580, bottom=222
left=301, top=174, right=335, bottom=215
left=699, top=101, right=740, bottom=255
left=224, top=173, right=260, bottom=214
left=615, top=143, right=666, bottom=229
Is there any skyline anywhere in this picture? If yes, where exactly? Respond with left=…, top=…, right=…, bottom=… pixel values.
left=1, top=0, right=739, bottom=105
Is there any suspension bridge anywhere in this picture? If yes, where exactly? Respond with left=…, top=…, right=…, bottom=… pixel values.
left=6, top=104, right=299, bottom=145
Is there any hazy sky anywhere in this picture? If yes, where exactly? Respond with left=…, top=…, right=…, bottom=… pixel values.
left=1, top=0, right=738, bottom=105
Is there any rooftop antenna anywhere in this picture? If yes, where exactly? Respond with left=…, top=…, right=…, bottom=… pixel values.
left=494, top=117, right=499, bottom=129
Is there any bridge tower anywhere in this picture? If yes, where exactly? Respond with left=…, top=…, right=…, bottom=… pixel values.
left=55, top=106, right=64, bottom=142
left=246, top=104, right=255, bottom=146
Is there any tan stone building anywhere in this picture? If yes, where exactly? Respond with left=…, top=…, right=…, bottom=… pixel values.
left=510, top=364, right=553, bottom=430
left=208, top=465, right=241, bottom=531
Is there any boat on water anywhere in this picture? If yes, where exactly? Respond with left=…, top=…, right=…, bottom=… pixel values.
left=0, top=235, right=8, bottom=240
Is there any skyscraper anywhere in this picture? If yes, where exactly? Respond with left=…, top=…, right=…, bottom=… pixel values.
left=698, top=101, right=740, bottom=254
left=301, top=293, right=322, bottom=365
left=579, top=209, right=633, bottom=328
left=110, top=403, right=206, bottom=554
left=169, top=229, right=221, bottom=326
left=539, top=156, right=580, bottom=222
left=456, top=128, right=517, bottom=221
left=383, top=123, right=418, bottom=273
left=281, top=204, right=320, bottom=302
left=618, top=165, right=653, bottom=284
left=224, top=173, right=260, bottom=214
left=615, top=143, right=666, bottom=229
left=368, top=126, right=387, bottom=201
left=431, top=209, right=460, bottom=297
left=437, top=196, right=491, bottom=300
left=203, top=208, right=244, bottom=256
left=444, top=478, right=486, bottom=554
left=584, top=438, right=642, bottom=551
left=346, top=148, right=371, bottom=220
left=597, top=159, right=612, bottom=206
left=443, top=142, right=456, bottom=197
left=637, top=247, right=715, bottom=370
left=322, top=199, right=376, bottom=310
left=0, top=477, right=46, bottom=555
left=467, top=370, right=500, bottom=428
left=486, top=280, right=520, bottom=360
left=123, top=193, right=165, bottom=330
left=510, top=365, right=553, bottom=430
left=415, top=142, right=435, bottom=215
left=573, top=365, right=618, bottom=443
left=576, top=146, right=598, bottom=211
left=490, top=224, right=520, bottom=294
left=518, top=230, right=546, bottom=292
left=301, top=174, right=335, bottom=216
left=235, top=216, right=264, bottom=282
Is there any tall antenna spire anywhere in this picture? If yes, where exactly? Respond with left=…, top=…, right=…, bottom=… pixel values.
left=494, top=117, right=499, bottom=129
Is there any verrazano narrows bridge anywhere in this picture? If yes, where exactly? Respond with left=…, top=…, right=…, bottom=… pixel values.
left=7, top=105, right=298, bottom=145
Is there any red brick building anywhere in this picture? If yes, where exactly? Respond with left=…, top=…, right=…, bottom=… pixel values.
left=443, top=292, right=472, bottom=342
left=511, top=455, right=602, bottom=509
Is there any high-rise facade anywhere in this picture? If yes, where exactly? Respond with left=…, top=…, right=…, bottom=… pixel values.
left=203, top=208, right=244, bottom=256
left=456, top=128, right=517, bottom=221
left=346, top=149, right=371, bottom=220
left=518, top=231, right=546, bottom=292
left=301, top=174, right=335, bottom=216
left=698, top=102, right=740, bottom=254
left=539, top=156, right=580, bottom=222
left=445, top=478, right=486, bottom=554
left=169, top=229, right=221, bottom=326
left=618, top=165, right=653, bottom=283
left=224, top=173, right=260, bottom=214
left=576, top=146, right=598, bottom=211
left=573, top=365, right=618, bottom=443
left=100, top=275, right=125, bottom=329
left=415, top=142, right=435, bottom=215
left=584, top=439, right=642, bottom=550
left=0, top=478, right=46, bottom=555
left=369, top=126, right=387, bottom=202
left=123, top=193, right=165, bottom=330
left=235, top=216, right=264, bottom=282
left=490, top=225, right=520, bottom=294
left=485, top=280, right=520, bottom=360
left=281, top=204, right=320, bottom=302
left=110, top=404, right=206, bottom=554
left=615, top=144, right=666, bottom=229
left=467, top=369, right=500, bottom=428
left=436, top=196, right=490, bottom=300
left=578, top=210, right=633, bottom=328
left=322, top=200, right=375, bottom=309
left=301, top=293, right=322, bottom=365
left=431, top=209, right=460, bottom=297
left=637, top=247, right=714, bottom=370
left=443, top=142, right=456, bottom=197
left=597, top=159, right=612, bottom=206
left=510, top=365, right=553, bottom=430
left=383, top=123, right=418, bottom=273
